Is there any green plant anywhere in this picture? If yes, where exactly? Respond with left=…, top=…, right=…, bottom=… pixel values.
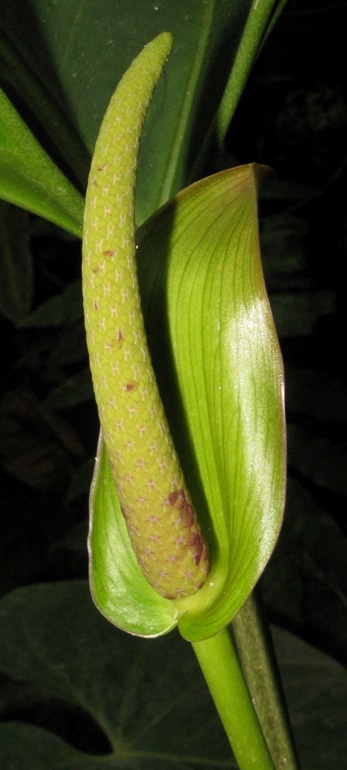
left=0, top=2, right=346, bottom=769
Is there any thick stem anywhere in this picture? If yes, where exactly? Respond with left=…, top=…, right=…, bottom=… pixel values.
left=232, top=590, right=300, bottom=770
left=192, top=628, right=275, bottom=770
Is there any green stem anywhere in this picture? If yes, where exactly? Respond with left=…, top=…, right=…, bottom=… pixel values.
left=232, top=591, right=300, bottom=770
left=189, top=0, right=287, bottom=184
left=215, top=0, right=288, bottom=143
left=192, top=628, right=275, bottom=770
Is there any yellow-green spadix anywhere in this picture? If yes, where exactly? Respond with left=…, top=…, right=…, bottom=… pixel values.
left=82, top=33, right=210, bottom=598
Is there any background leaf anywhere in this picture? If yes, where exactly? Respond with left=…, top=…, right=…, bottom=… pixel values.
left=0, top=726, right=113, bottom=770
left=0, top=0, right=280, bottom=223
left=0, top=201, right=33, bottom=322
left=0, top=387, right=85, bottom=491
left=0, top=89, right=84, bottom=237
left=19, top=280, right=83, bottom=328
left=0, top=581, right=345, bottom=770
left=0, top=581, right=234, bottom=769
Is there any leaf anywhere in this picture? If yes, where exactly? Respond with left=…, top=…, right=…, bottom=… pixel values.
left=0, top=582, right=234, bottom=769
left=0, top=0, right=283, bottom=222
left=192, top=0, right=288, bottom=179
left=48, top=321, right=88, bottom=367
left=0, top=24, right=90, bottom=190
left=0, top=725, right=112, bottom=770
left=137, top=164, right=286, bottom=640
left=88, top=165, right=285, bottom=639
left=0, top=388, right=85, bottom=491
left=0, top=88, right=84, bottom=237
left=0, top=581, right=346, bottom=770
left=44, top=368, right=94, bottom=410
left=274, top=626, right=347, bottom=770
left=0, top=201, right=33, bottom=322
left=19, top=280, right=82, bottom=328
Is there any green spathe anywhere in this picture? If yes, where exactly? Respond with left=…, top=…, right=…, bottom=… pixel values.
left=89, top=163, right=286, bottom=640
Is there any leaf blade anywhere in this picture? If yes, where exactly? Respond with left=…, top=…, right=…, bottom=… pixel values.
left=0, top=89, right=84, bottom=237
left=137, top=165, right=286, bottom=639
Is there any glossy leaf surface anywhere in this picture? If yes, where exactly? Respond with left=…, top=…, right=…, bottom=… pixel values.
left=138, top=164, right=286, bottom=640
left=89, top=165, right=286, bottom=639
left=0, top=89, right=84, bottom=237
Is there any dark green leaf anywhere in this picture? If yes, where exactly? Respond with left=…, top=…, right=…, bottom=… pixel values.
left=0, top=24, right=90, bottom=190
left=19, top=281, right=82, bottom=328
left=0, top=581, right=233, bottom=768
left=44, top=368, right=93, bottom=410
left=48, top=321, right=87, bottom=368
left=0, top=89, right=84, bottom=237
left=0, top=201, right=33, bottom=322
left=0, top=724, right=111, bottom=770
left=0, top=581, right=346, bottom=770
left=0, top=0, right=284, bottom=222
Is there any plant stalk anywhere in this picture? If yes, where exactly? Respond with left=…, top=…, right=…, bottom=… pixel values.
left=188, top=0, right=288, bottom=185
left=232, top=590, right=300, bottom=770
left=192, top=627, right=275, bottom=770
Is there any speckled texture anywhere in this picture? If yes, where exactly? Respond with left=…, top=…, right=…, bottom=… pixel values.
left=82, top=34, right=210, bottom=598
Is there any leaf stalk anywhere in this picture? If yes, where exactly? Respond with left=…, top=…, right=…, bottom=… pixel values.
left=192, top=627, right=276, bottom=770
